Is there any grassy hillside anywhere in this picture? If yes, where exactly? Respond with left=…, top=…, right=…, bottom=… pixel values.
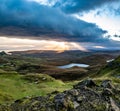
left=0, top=72, right=76, bottom=104
left=0, top=52, right=120, bottom=105
left=98, top=56, right=120, bottom=77
left=92, top=56, right=120, bottom=87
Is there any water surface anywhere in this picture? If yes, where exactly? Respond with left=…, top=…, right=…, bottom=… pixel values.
left=106, top=59, right=114, bottom=63
left=58, top=63, right=89, bottom=69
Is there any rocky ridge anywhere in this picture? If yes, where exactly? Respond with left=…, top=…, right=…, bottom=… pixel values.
left=0, top=79, right=120, bottom=111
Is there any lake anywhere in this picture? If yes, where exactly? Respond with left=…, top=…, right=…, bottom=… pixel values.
left=106, top=59, right=114, bottom=63
left=58, top=63, right=89, bottom=69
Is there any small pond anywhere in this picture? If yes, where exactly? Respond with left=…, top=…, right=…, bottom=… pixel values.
left=58, top=63, right=89, bottom=69
left=106, top=59, right=114, bottom=63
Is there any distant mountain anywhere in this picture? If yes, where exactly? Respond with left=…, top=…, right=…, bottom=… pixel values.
left=10, top=50, right=120, bottom=65
left=10, top=49, right=120, bottom=57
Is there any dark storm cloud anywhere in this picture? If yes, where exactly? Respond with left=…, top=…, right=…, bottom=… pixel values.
left=0, top=0, right=108, bottom=43
left=0, top=0, right=119, bottom=45
left=54, top=0, right=119, bottom=14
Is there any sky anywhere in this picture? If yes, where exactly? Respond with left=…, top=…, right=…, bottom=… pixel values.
left=0, top=0, right=120, bottom=52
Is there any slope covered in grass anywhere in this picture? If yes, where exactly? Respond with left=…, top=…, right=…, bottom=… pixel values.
left=98, top=56, right=120, bottom=77
left=0, top=72, right=74, bottom=104
left=92, top=56, right=120, bottom=87
left=0, top=79, right=120, bottom=111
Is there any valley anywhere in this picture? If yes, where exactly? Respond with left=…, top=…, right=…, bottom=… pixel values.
left=0, top=0, right=120, bottom=110
left=0, top=50, right=120, bottom=110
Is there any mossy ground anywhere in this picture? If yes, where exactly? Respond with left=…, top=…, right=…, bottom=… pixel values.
left=0, top=72, right=76, bottom=104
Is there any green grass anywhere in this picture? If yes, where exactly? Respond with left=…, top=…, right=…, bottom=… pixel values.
left=0, top=73, right=75, bottom=104
left=85, top=57, right=120, bottom=88
left=0, top=55, right=119, bottom=105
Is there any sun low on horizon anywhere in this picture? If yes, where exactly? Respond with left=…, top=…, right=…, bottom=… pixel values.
left=0, top=36, right=87, bottom=52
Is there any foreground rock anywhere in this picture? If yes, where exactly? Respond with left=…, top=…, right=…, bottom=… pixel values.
left=0, top=79, right=120, bottom=111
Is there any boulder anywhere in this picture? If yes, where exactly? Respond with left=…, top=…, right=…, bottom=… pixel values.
left=101, top=80, right=114, bottom=89
left=0, top=79, right=120, bottom=111
left=73, top=79, right=97, bottom=89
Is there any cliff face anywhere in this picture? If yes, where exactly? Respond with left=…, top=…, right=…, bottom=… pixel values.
left=0, top=79, right=120, bottom=111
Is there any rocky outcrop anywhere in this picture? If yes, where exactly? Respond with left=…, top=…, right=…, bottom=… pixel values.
left=0, top=79, right=120, bottom=111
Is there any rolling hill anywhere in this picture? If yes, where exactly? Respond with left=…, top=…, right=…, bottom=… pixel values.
left=0, top=51, right=119, bottom=111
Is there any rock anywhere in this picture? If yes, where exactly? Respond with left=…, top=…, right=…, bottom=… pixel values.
left=54, top=93, right=74, bottom=111
left=67, top=89, right=79, bottom=96
left=73, top=101, right=79, bottom=108
left=110, top=97, right=120, bottom=111
left=73, top=79, right=97, bottom=89
left=116, top=75, right=120, bottom=79
left=54, top=93, right=68, bottom=110
left=102, top=88, right=113, bottom=96
left=76, top=96, right=85, bottom=103
left=101, top=80, right=114, bottom=89
left=0, top=79, right=120, bottom=111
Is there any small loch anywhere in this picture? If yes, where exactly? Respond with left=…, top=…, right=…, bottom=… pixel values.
left=58, top=63, right=89, bottom=69
left=106, top=59, right=114, bottom=63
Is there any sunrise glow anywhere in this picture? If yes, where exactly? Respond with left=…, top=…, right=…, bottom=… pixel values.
left=0, top=36, right=87, bottom=52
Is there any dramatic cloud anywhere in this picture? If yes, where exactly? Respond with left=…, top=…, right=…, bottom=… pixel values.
left=78, top=0, right=120, bottom=38
left=0, top=0, right=120, bottom=51
left=96, top=0, right=120, bottom=16
left=0, top=0, right=108, bottom=43
left=53, top=0, right=119, bottom=13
